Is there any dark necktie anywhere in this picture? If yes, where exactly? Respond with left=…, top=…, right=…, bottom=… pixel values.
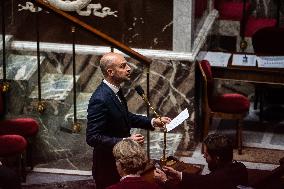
left=117, top=89, right=127, bottom=108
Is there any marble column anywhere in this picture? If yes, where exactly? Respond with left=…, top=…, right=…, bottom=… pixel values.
left=173, top=0, right=195, bottom=52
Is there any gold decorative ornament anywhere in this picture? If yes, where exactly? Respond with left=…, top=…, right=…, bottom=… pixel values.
left=146, top=65, right=150, bottom=74
left=160, top=155, right=167, bottom=166
left=37, top=101, right=46, bottom=114
left=47, top=0, right=91, bottom=11
left=240, top=39, right=248, bottom=51
left=72, top=122, right=82, bottom=133
left=1, top=82, right=10, bottom=93
left=71, top=26, right=76, bottom=33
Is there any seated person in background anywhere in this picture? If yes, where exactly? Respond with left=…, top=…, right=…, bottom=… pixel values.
left=154, top=133, right=248, bottom=189
left=107, top=139, right=161, bottom=189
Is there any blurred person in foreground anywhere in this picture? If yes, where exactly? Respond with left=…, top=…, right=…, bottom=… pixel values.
left=106, top=139, right=161, bottom=189
left=154, top=133, right=248, bottom=189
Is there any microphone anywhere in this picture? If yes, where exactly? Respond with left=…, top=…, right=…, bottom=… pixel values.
left=134, top=85, right=148, bottom=103
left=134, top=85, right=145, bottom=96
left=134, top=85, right=164, bottom=125
left=135, top=85, right=167, bottom=164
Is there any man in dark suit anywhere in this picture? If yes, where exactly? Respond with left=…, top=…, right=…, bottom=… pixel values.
left=154, top=134, right=249, bottom=189
left=86, top=52, right=171, bottom=189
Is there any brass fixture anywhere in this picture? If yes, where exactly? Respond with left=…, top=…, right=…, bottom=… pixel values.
left=37, top=101, right=46, bottom=114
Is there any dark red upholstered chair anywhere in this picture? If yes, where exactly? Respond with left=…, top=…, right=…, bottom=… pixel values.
left=252, top=26, right=284, bottom=55
left=0, top=85, right=39, bottom=180
left=214, top=0, right=252, bottom=53
left=0, top=135, right=27, bottom=157
left=0, top=118, right=39, bottom=138
left=0, top=118, right=39, bottom=171
left=214, top=0, right=251, bottom=21
left=198, top=60, right=250, bottom=154
left=245, top=17, right=277, bottom=37
left=252, top=26, right=284, bottom=120
left=0, top=134, right=27, bottom=179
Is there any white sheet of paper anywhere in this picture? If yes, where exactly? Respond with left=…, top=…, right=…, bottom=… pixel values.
left=256, top=56, right=284, bottom=68
left=204, top=51, right=231, bottom=67
left=166, top=108, right=189, bottom=132
left=232, top=54, right=256, bottom=66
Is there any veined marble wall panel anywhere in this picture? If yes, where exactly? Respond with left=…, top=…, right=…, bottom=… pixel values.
left=173, top=0, right=210, bottom=52
left=251, top=0, right=284, bottom=25
left=251, top=0, right=279, bottom=18
left=0, top=54, right=47, bottom=114
left=12, top=52, right=195, bottom=169
left=8, top=0, right=173, bottom=50
left=173, top=0, right=194, bottom=52
left=193, top=0, right=210, bottom=43
left=125, top=58, right=196, bottom=154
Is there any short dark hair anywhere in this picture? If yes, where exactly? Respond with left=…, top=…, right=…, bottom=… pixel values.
left=204, top=134, right=233, bottom=162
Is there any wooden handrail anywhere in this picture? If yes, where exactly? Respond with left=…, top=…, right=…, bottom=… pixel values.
left=33, top=0, right=152, bottom=66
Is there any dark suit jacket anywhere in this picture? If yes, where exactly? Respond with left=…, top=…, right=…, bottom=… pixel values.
left=106, top=176, right=162, bottom=189
left=180, top=161, right=248, bottom=189
left=86, top=81, right=154, bottom=188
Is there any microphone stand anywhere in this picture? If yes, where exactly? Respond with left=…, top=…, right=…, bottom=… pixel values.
left=138, top=93, right=167, bottom=165
left=239, top=0, right=248, bottom=63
